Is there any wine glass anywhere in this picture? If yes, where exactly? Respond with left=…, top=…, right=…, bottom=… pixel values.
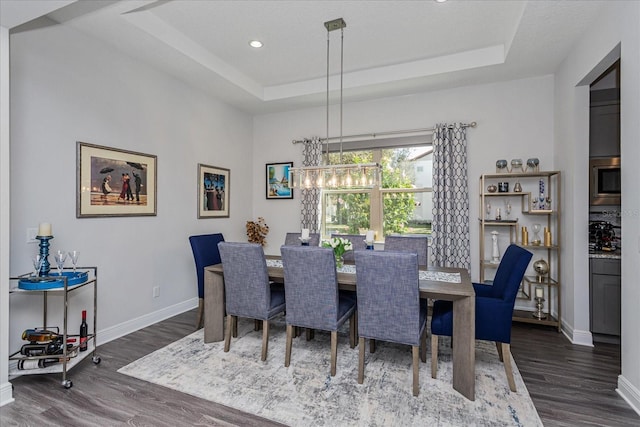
left=32, top=255, right=43, bottom=277
left=504, top=199, right=512, bottom=219
left=68, top=250, right=80, bottom=273
left=54, top=250, right=67, bottom=276
left=485, top=201, right=491, bottom=218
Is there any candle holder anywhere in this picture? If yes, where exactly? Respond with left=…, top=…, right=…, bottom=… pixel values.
left=299, top=238, right=310, bottom=246
left=365, top=240, right=374, bottom=250
left=533, top=296, right=547, bottom=320
left=36, top=235, right=54, bottom=276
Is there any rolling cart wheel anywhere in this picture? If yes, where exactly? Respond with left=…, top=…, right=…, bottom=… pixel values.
left=92, top=356, right=101, bottom=364
left=63, top=380, right=73, bottom=389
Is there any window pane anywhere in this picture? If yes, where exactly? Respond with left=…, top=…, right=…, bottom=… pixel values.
left=383, top=192, right=432, bottom=236
left=327, top=150, right=373, bottom=166
left=381, top=147, right=432, bottom=189
left=323, top=192, right=370, bottom=236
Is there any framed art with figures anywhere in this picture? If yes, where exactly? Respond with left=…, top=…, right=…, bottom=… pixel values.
left=76, top=141, right=157, bottom=218
left=266, top=161, right=293, bottom=200
left=198, top=164, right=230, bottom=218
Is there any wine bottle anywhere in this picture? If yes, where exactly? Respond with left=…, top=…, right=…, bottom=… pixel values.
left=79, top=310, right=88, bottom=351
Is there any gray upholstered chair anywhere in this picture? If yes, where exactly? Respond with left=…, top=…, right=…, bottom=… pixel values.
left=331, top=233, right=366, bottom=261
left=383, top=235, right=429, bottom=267
left=280, top=246, right=357, bottom=376
left=218, top=242, right=286, bottom=361
left=354, top=250, right=427, bottom=396
left=284, top=232, right=320, bottom=247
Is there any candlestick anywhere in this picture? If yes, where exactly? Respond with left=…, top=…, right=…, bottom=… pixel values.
left=301, top=228, right=310, bottom=240
left=365, top=230, right=375, bottom=250
left=36, top=235, right=54, bottom=276
left=38, top=222, right=52, bottom=237
left=535, top=287, right=543, bottom=298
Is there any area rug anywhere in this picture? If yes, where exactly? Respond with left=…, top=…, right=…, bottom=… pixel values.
left=118, top=317, right=542, bottom=426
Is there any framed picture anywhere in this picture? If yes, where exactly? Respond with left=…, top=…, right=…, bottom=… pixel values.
left=266, top=162, right=293, bottom=199
left=198, top=164, right=230, bottom=218
left=76, top=142, right=157, bottom=218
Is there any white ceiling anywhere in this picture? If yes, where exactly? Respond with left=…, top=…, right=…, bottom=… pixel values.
left=4, top=0, right=609, bottom=114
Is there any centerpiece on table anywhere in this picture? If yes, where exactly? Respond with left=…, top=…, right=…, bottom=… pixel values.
left=322, top=236, right=353, bottom=268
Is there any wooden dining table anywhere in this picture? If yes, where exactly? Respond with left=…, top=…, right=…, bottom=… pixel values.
left=204, top=257, right=476, bottom=400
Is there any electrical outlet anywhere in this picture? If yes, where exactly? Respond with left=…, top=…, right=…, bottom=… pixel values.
left=153, top=286, right=160, bottom=298
left=26, top=228, right=38, bottom=244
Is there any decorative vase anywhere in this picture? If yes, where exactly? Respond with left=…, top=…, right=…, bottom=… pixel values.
left=335, top=254, right=344, bottom=269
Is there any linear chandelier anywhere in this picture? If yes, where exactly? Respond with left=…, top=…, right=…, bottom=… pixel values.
left=289, top=18, right=382, bottom=190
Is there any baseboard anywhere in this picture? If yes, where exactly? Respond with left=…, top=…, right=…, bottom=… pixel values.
left=0, top=381, right=14, bottom=407
left=560, top=318, right=593, bottom=347
left=96, top=298, right=198, bottom=346
left=617, top=374, right=640, bottom=416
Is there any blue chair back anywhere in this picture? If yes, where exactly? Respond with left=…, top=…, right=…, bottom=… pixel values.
left=218, top=242, right=272, bottom=320
left=281, top=246, right=341, bottom=330
left=383, top=235, right=429, bottom=267
left=284, top=232, right=321, bottom=247
left=331, top=233, right=366, bottom=261
left=490, top=244, right=533, bottom=303
left=355, top=250, right=424, bottom=346
left=189, top=233, right=225, bottom=298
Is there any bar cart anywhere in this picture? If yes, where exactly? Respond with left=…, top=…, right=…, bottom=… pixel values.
left=9, top=266, right=100, bottom=389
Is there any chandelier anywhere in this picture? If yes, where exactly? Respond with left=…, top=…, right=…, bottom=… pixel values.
left=289, top=18, right=381, bottom=189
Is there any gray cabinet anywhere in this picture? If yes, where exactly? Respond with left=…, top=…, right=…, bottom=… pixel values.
left=590, top=258, right=621, bottom=337
left=590, top=99, right=620, bottom=158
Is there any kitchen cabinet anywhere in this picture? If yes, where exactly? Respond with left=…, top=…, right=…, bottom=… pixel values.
left=590, top=258, right=621, bottom=338
left=590, top=89, right=620, bottom=157
left=479, top=171, right=561, bottom=331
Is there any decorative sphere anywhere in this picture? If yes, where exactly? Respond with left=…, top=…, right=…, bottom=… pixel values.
left=487, top=185, right=497, bottom=193
left=533, top=259, right=549, bottom=276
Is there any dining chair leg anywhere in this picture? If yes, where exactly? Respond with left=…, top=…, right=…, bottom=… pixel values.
left=306, top=328, right=315, bottom=341
left=501, top=342, right=517, bottom=392
left=261, top=320, right=269, bottom=361
left=233, top=316, right=238, bottom=338
left=195, top=298, right=204, bottom=329
left=420, top=328, right=427, bottom=363
left=412, top=345, right=420, bottom=397
left=370, top=339, right=376, bottom=353
left=357, top=337, right=365, bottom=384
left=224, top=314, right=233, bottom=352
left=285, top=324, right=293, bottom=367
left=349, top=313, right=356, bottom=349
left=254, top=319, right=262, bottom=331
left=431, top=334, right=438, bottom=378
left=330, top=331, right=338, bottom=376
left=495, top=341, right=504, bottom=362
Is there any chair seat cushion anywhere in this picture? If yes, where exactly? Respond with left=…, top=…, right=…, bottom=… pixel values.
left=430, top=300, right=454, bottom=337
left=336, top=291, right=357, bottom=326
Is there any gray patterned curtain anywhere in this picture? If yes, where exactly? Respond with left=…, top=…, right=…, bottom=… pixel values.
left=431, top=123, right=470, bottom=269
left=300, top=137, right=323, bottom=232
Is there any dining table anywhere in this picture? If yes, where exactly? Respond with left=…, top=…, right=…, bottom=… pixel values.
left=204, top=255, right=476, bottom=401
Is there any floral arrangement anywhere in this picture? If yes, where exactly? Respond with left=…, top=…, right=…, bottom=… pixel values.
left=322, top=237, right=353, bottom=259
left=246, top=217, right=269, bottom=246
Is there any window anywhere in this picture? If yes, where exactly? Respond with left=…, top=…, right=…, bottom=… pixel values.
left=321, top=145, right=432, bottom=239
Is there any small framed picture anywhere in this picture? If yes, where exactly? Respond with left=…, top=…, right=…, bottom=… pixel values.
left=266, top=162, right=293, bottom=200
left=198, top=164, right=230, bottom=218
left=76, top=142, right=157, bottom=218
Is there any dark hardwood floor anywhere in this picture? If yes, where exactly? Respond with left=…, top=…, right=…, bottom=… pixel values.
left=1, top=310, right=638, bottom=426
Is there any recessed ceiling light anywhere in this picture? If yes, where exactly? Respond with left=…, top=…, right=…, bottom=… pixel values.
left=435, top=0, right=448, bottom=3
left=249, top=40, right=263, bottom=48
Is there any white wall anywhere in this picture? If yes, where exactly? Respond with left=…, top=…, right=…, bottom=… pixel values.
left=253, top=75, right=555, bottom=276
left=554, top=0, right=640, bottom=413
left=7, top=23, right=253, bottom=354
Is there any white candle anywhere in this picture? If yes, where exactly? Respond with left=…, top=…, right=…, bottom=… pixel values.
left=301, top=229, right=310, bottom=239
left=366, top=230, right=375, bottom=242
left=535, top=287, right=543, bottom=298
left=38, top=222, right=52, bottom=237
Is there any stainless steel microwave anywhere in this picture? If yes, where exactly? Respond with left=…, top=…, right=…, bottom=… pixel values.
left=590, top=157, right=621, bottom=205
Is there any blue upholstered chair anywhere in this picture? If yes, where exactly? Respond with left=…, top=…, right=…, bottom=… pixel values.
left=431, top=244, right=533, bottom=392
left=189, top=233, right=225, bottom=329
left=284, top=232, right=321, bottom=247
left=331, top=233, right=366, bottom=262
left=281, top=246, right=357, bottom=376
left=383, top=235, right=429, bottom=267
left=354, top=250, right=428, bottom=396
left=218, top=242, right=286, bottom=361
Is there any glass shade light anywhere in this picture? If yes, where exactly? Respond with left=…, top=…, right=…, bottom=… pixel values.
left=289, top=163, right=381, bottom=189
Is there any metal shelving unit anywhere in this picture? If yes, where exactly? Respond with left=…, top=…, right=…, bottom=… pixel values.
left=9, top=266, right=100, bottom=388
left=479, top=171, right=561, bottom=331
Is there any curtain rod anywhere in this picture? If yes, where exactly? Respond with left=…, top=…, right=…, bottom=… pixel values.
left=291, top=121, right=476, bottom=144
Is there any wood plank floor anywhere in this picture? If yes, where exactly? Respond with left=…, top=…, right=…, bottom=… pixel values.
left=1, top=310, right=638, bottom=426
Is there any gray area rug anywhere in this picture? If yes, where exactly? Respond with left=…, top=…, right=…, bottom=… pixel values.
left=118, top=316, right=542, bottom=426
